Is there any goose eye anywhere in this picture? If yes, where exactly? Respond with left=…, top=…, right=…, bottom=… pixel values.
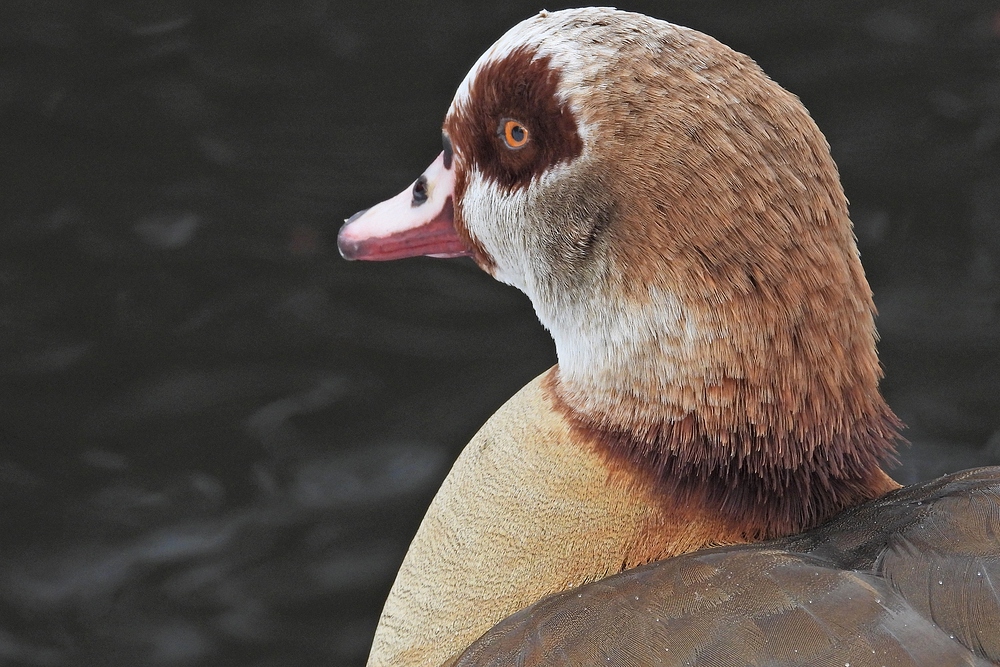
left=499, top=119, right=530, bottom=149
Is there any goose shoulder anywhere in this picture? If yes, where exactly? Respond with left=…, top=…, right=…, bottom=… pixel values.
left=451, top=468, right=1000, bottom=666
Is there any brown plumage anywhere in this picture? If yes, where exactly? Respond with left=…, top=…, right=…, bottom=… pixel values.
left=337, top=8, right=1000, bottom=667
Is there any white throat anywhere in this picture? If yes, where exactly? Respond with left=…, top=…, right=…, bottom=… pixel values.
left=544, top=284, right=714, bottom=415
left=461, top=159, right=715, bottom=415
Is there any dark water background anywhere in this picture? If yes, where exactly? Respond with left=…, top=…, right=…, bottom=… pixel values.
left=2, top=1, right=999, bottom=665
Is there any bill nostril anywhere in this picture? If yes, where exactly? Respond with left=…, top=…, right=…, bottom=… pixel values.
left=443, top=134, right=454, bottom=169
left=412, top=175, right=429, bottom=206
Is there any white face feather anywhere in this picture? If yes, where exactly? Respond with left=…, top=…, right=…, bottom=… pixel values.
left=459, top=159, right=580, bottom=293
left=462, top=151, right=712, bottom=396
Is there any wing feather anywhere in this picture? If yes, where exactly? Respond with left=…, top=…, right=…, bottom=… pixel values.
left=450, top=469, right=1000, bottom=666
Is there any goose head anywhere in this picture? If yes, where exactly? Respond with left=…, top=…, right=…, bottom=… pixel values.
left=339, top=7, right=900, bottom=534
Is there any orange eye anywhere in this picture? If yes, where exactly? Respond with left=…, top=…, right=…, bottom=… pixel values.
left=500, top=119, right=530, bottom=149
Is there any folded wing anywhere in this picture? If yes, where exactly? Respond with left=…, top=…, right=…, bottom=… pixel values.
left=450, top=468, right=1000, bottom=667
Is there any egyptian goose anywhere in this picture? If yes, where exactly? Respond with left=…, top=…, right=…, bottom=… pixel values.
left=338, top=8, right=1000, bottom=666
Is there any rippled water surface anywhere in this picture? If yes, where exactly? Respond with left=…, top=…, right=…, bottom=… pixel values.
left=2, top=1, right=999, bottom=665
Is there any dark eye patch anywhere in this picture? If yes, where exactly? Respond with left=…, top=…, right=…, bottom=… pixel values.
left=446, top=46, right=584, bottom=192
